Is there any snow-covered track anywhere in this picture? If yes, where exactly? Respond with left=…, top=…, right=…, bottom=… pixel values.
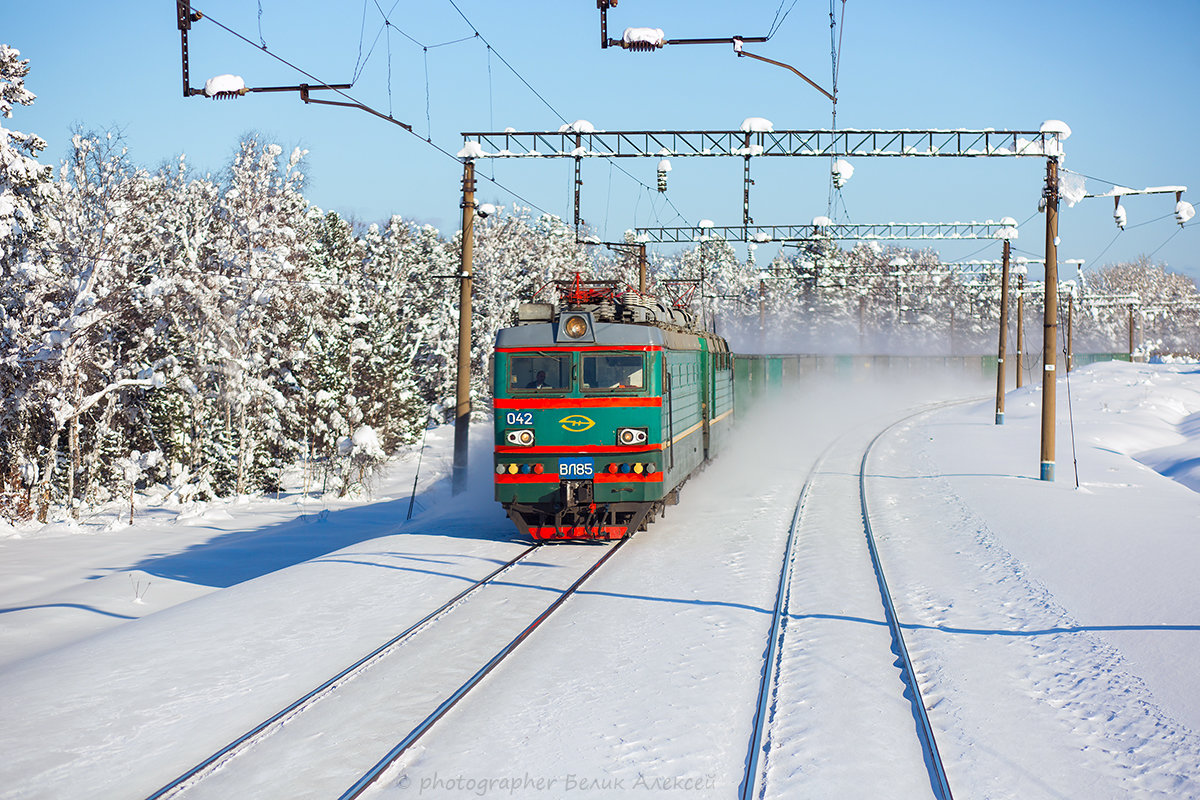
left=748, top=400, right=974, bottom=800
left=144, top=543, right=542, bottom=800
left=339, top=537, right=630, bottom=799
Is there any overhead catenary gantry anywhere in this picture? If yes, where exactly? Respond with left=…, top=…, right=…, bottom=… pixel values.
left=460, top=126, right=1060, bottom=230
left=632, top=221, right=1017, bottom=244
left=460, top=128, right=1060, bottom=159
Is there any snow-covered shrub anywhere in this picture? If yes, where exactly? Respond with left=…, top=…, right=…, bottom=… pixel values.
left=336, top=424, right=388, bottom=497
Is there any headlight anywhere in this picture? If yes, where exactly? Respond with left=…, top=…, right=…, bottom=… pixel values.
left=563, top=315, right=589, bottom=339
left=616, top=427, right=648, bottom=446
left=505, top=429, right=535, bottom=446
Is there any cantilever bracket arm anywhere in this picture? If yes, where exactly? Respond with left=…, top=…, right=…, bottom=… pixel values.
left=298, top=85, right=413, bottom=132
left=735, top=41, right=834, bottom=103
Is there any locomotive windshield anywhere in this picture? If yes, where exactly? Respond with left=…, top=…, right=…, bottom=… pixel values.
left=510, top=354, right=571, bottom=392
left=582, top=353, right=644, bottom=391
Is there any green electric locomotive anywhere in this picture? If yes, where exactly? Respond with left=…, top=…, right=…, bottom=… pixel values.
left=493, top=280, right=733, bottom=541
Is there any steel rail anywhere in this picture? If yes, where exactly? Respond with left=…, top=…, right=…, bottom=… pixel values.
left=858, top=403, right=974, bottom=800
left=145, top=544, right=540, bottom=800
left=339, top=537, right=631, bottom=800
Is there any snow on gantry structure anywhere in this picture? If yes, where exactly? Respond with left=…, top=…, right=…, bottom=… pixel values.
left=632, top=221, right=1019, bottom=244
left=458, top=128, right=1065, bottom=160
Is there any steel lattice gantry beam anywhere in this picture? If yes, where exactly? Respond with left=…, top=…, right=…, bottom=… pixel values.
left=632, top=221, right=1014, bottom=244
left=458, top=129, right=1060, bottom=159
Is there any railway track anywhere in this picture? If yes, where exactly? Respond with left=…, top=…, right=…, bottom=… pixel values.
left=742, top=402, right=970, bottom=800
left=339, top=537, right=628, bottom=799
left=147, top=539, right=626, bottom=799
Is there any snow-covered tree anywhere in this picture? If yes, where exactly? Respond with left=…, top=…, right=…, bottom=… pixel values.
left=0, top=44, right=53, bottom=519
left=0, top=44, right=52, bottom=266
left=205, top=137, right=311, bottom=494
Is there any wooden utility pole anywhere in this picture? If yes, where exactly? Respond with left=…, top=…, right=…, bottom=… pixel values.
left=995, top=238, right=1011, bottom=424
left=1016, top=274, right=1025, bottom=389
left=1066, top=293, right=1074, bottom=373
left=759, top=277, right=767, bottom=341
left=638, top=243, right=647, bottom=294
left=452, top=160, right=476, bottom=495
left=1128, top=302, right=1136, bottom=358
left=1040, top=157, right=1060, bottom=482
left=858, top=293, right=867, bottom=353
left=949, top=301, right=956, bottom=356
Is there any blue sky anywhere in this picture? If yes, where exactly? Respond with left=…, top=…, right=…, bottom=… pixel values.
left=6, top=1, right=1199, bottom=282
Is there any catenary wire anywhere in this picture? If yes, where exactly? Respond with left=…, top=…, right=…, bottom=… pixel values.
left=768, top=0, right=803, bottom=39
left=191, top=7, right=553, bottom=216
left=272, top=1, right=697, bottom=232
left=437, top=0, right=694, bottom=226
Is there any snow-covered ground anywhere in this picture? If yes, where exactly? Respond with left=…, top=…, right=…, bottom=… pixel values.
left=1, top=361, right=1198, bottom=799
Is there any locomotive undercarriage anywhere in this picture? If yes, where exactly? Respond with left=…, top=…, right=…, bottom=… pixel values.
left=504, top=492, right=648, bottom=542
left=504, top=500, right=653, bottom=541
left=504, top=480, right=683, bottom=541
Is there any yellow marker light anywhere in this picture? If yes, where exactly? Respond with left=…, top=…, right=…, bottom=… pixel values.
left=633, top=462, right=644, bottom=474
left=564, top=315, right=588, bottom=339
left=508, top=463, right=519, bottom=474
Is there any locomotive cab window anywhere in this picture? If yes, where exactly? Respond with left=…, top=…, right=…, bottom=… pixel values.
left=582, top=353, right=644, bottom=391
left=510, top=354, right=571, bottom=392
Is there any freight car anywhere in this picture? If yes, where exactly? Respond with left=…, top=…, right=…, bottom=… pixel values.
left=493, top=279, right=733, bottom=541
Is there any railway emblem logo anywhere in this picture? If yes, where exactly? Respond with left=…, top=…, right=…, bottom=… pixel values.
left=559, top=415, right=595, bottom=432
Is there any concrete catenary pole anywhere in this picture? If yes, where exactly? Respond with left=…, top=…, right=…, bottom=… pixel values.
left=1040, top=157, right=1060, bottom=482
left=452, top=160, right=476, bottom=495
left=995, top=238, right=1011, bottom=424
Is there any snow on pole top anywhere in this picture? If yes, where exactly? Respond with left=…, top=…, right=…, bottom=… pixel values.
left=657, top=159, right=672, bottom=172
left=997, top=216, right=1020, bottom=239
left=559, top=120, right=596, bottom=133
left=623, top=27, right=666, bottom=47
left=1039, top=119, right=1071, bottom=139
left=203, top=74, right=246, bottom=98
left=812, top=215, right=832, bottom=227
left=740, top=117, right=774, bottom=133
left=698, top=219, right=715, bottom=228
left=457, top=141, right=486, bottom=159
